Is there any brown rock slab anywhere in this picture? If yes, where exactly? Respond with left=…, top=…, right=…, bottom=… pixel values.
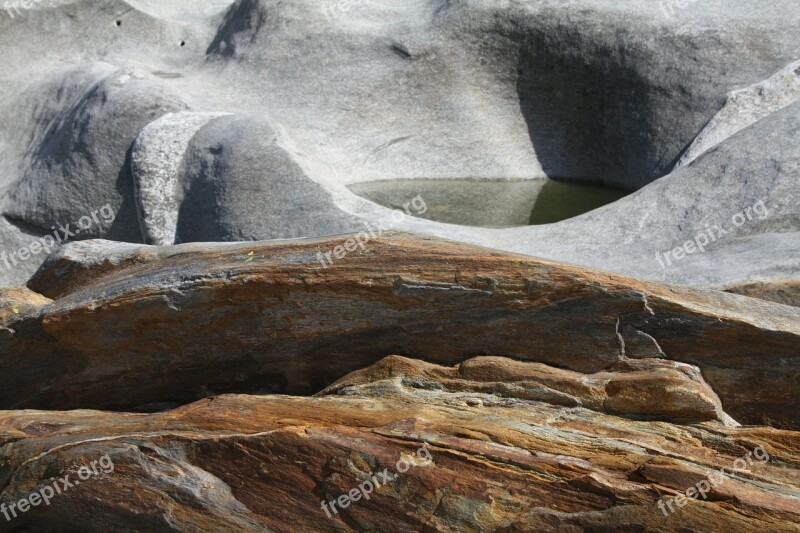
left=0, top=356, right=797, bottom=531
left=323, top=355, right=738, bottom=425
left=726, top=278, right=800, bottom=308
left=1, top=232, right=798, bottom=430
left=0, top=287, right=51, bottom=326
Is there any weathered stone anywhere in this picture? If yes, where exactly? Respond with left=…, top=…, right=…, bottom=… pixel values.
left=0, top=0, right=798, bottom=291
left=1, top=66, right=186, bottom=248
left=27, top=239, right=153, bottom=300
left=0, top=287, right=51, bottom=326
left=677, top=59, right=800, bottom=168
left=2, top=3, right=798, bottom=531
left=324, top=355, right=739, bottom=426
left=132, top=111, right=231, bottom=245
left=173, top=114, right=359, bottom=243
left=726, top=278, right=800, bottom=308
left=0, top=356, right=797, bottom=531
left=3, top=233, right=799, bottom=429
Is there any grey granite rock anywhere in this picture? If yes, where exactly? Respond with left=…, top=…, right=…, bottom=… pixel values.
left=132, top=111, right=231, bottom=245
left=1, top=67, right=186, bottom=244
left=677, top=60, right=800, bottom=168
left=174, top=114, right=361, bottom=243
left=494, top=101, right=800, bottom=289
left=0, top=0, right=798, bottom=293
left=0, top=62, right=188, bottom=287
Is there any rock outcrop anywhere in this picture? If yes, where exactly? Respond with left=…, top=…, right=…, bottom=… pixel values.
left=0, top=234, right=796, bottom=531
left=0, top=2, right=799, bottom=530
left=0, top=355, right=797, bottom=531
left=324, top=355, right=739, bottom=426
left=726, top=278, right=800, bottom=308
left=2, top=233, right=799, bottom=429
left=677, top=59, right=800, bottom=168
left=0, top=0, right=798, bottom=292
left=131, top=111, right=231, bottom=245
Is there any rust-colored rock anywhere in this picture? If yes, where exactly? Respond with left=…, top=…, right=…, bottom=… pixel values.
left=726, top=278, right=800, bottom=307
left=0, top=356, right=797, bottom=532
left=1, top=233, right=799, bottom=532
left=323, top=355, right=738, bottom=425
left=1, top=233, right=798, bottom=429
left=0, top=288, right=51, bottom=326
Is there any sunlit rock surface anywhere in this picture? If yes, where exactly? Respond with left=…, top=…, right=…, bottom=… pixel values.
left=0, top=356, right=798, bottom=531
left=0, top=2, right=799, bottom=531
left=3, top=233, right=799, bottom=429
left=0, top=0, right=797, bottom=293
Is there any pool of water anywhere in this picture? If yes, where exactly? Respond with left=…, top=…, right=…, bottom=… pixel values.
left=349, top=178, right=631, bottom=228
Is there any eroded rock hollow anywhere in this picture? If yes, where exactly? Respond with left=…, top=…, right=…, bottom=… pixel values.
left=0, top=0, right=798, bottom=531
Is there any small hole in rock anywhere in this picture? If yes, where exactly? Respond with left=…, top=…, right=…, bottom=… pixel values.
left=115, top=20, right=122, bottom=27
left=180, top=41, right=186, bottom=47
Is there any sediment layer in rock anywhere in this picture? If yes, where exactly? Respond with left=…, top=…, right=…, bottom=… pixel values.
left=2, top=233, right=799, bottom=430
left=0, top=355, right=797, bottom=532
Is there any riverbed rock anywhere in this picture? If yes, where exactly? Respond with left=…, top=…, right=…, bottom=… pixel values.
left=0, top=0, right=798, bottom=292
left=323, top=355, right=739, bottom=426
left=677, top=59, right=800, bottom=168
left=173, top=114, right=359, bottom=244
left=0, top=356, right=797, bottom=531
left=2, top=3, right=799, bottom=531
left=131, top=111, right=231, bottom=245
left=0, top=287, right=51, bottom=325
left=3, top=233, right=799, bottom=429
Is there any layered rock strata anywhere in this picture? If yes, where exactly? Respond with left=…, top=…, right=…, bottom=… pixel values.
left=1, top=233, right=798, bottom=430
left=0, top=355, right=797, bottom=531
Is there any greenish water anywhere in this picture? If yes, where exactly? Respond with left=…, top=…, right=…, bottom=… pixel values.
left=349, top=178, right=630, bottom=228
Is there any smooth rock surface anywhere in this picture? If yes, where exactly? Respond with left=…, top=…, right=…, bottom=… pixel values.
left=0, top=0, right=798, bottom=292
left=497, top=101, right=800, bottom=289
left=1, top=65, right=186, bottom=243
left=132, top=111, right=231, bottom=245
left=173, top=115, right=360, bottom=243
left=677, top=59, right=800, bottom=168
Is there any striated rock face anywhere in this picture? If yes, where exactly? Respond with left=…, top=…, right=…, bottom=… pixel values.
left=0, top=234, right=797, bottom=531
left=2, top=233, right=799, bottom=429
left=0, top=2, right=798, bottom=530
left=323, top=355, right=740, bottom=426
left=0, top=355, right=798, bottom=532
left=0, top=288, right=51, bottom=325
